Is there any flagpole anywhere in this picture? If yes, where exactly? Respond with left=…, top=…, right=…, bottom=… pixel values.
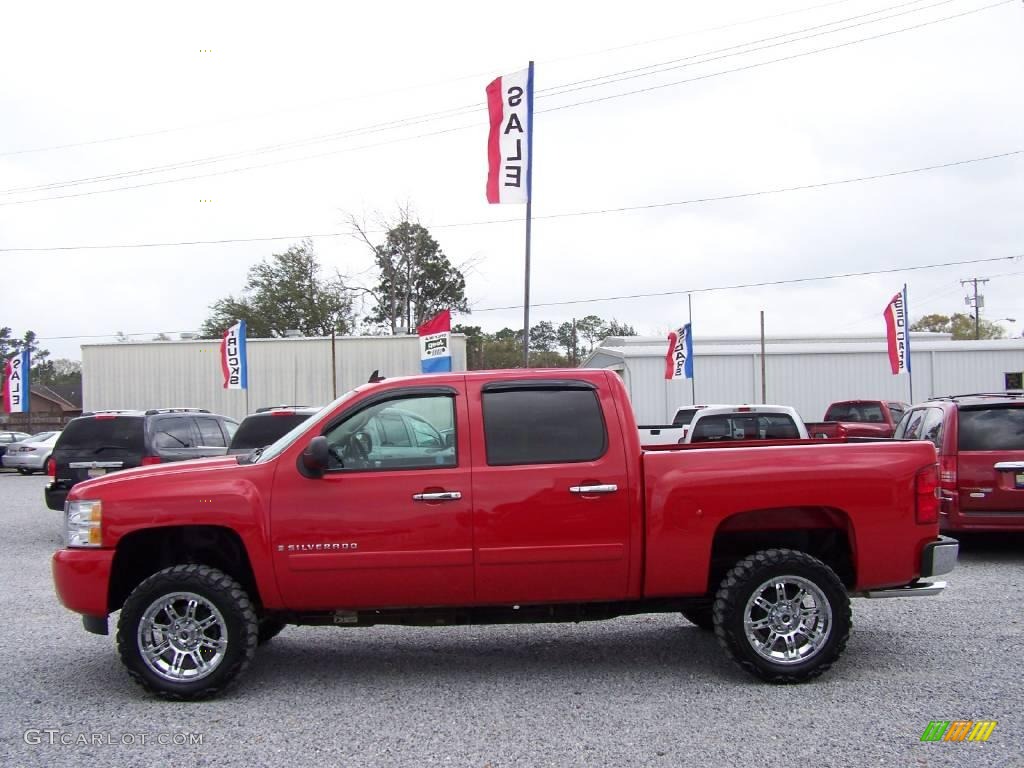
left=688, top=293, right=695, bottom=404
left=522, top=59, right=535, bottom=369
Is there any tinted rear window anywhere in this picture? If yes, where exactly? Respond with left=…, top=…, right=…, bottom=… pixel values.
left=958, top=407, right=1024, bottom=451
left=483, top=388, right=607, bottom=465
left=825, top=403, right=885, bottom=423
left=56, top=417, right=145, bottom=452
left=230, top=413, right=312, bottom=450
left=672, top=410, right=698, bottom=427
left=690, top=414, right=800, bottom=442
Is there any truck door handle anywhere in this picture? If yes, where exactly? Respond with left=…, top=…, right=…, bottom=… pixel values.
left=569, top=484, right=618, bottom=495
left=994, top=461, right=1024, bottom=471
left=412, top=491, right=462, bottom=501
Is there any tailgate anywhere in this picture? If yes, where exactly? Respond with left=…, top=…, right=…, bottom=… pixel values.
left=956, top=405, right=1024, bottom=518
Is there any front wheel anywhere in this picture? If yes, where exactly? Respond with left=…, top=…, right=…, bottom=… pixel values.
left=713, top=548, right=850, bottom=683
left=116, top=564, right=258, bottom=700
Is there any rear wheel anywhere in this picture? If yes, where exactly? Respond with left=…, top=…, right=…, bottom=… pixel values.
left=713, top=548, right=850, bottom=683
left=117, top=564, right=258, bottom=700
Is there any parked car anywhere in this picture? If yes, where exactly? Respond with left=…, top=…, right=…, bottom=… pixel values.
left=806, top=400, right=908, bottom=439
left=51, top=369, right=954, bottom=699
left=228, top=406, right=320, bottom=456
left=894, top=393, right=1024, bottom=532
left=45, top=409, right=239, bottom=510
left=0, top=431, right=32, bottom=462
left=637, top=404, right=730, bottom=446
left=682, top=405, right=809, bottom=443
left=2, top=431, right=60, bottom=474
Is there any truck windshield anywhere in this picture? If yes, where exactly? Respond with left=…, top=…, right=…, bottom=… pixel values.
left=690, top=414, right=800, bottom=442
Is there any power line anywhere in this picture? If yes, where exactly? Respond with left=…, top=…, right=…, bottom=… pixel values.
left=2, top=0, right=1008, bottom=206
left=1, top=148, right=1018, bottom=252
left=0, top=0, right=857, bottom=159
left=0, top=0, right=944, bottom=199
left=469, top=254, right=1022, bottom=312
left=32, top=253, right=1023, bottom=341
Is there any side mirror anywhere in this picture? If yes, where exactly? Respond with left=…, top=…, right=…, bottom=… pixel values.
left=443, top=431, right=456, bottom=449
left=301, top=436, right=330, bottom=477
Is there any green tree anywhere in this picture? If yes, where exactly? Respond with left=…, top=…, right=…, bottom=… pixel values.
left=910, top=313, right=1006, bottom=340
left=350, top=215, right=469, bottom=334
left=529, top=321, right=558, bottom=352
left=200, top=240, right=357, bottom=338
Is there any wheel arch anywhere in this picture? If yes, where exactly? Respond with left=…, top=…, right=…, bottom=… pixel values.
left=108, top=525, right=261, bottom=613
left=709, top=506, right=857, bottom=590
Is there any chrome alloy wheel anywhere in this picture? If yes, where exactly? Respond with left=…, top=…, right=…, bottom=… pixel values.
left=742, top=575, right=832, bottom=665
left=137, top=591, right=228, bottom=682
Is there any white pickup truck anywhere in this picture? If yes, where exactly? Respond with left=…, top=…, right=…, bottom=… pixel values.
left=637, top=404, right=730, bottom=446
left=682, top=404, right=810, bottom=443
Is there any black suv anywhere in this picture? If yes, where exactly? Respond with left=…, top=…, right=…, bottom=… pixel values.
left=45, top=408, right=239, bottom=510
left=227, top=406, right=319, bottom=455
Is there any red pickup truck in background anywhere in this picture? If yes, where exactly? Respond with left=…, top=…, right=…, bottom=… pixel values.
left=52, top=370, right=956, bottom=699
left=805, top=399, right=908, bottom=439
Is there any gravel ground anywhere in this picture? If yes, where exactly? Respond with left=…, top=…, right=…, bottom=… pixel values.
left=1, top=470, right=1021, bottom=768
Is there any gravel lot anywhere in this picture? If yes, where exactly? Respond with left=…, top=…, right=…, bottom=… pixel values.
left=1, top=469, right=1021, bottom=767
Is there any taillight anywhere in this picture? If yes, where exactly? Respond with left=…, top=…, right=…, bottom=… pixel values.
left=915, top=464, right=940, bottom=524
left=141, top=456, right=162, bottom=466
left=939, top=456, right=957, bottom=491
left=47, top=458, right=56, bottom=477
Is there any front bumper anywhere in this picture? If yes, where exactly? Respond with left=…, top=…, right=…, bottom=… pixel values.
left=859, top=536, right=959, bottom=599
left=52, top=548, right=115, bottom=617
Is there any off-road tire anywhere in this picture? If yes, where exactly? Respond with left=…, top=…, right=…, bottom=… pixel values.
left=117, top=564, right=258, bottom=700
left=713, top=548, right=851, bottom=683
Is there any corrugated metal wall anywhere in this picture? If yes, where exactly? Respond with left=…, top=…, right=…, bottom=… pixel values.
left=82, top=335, right=467, bottom=422
left=596, top=337, right=1024, bottom=424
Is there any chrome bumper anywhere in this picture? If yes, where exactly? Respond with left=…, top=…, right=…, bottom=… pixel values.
left=859, top=536, right=958, bottom=599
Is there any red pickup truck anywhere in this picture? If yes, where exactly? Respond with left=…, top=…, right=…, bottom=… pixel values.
left=806, top=400, right=908, bottom=439
left=52, top=370, right=957, bottom=699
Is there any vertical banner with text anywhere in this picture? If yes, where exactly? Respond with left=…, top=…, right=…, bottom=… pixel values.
left=419, top=310, right=452, bottom=374
left=486, top=67, right=533, bottom=204
left=884, top=286, right=911, bottom=376
left=220, top=320, right=248, bottom=389
left=3, top=349, right=31, bottom=413
left=665, top=323, right=694, bottom=380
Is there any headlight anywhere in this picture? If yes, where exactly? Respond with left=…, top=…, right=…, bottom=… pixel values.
left=66, top=500, right=103, bottom=547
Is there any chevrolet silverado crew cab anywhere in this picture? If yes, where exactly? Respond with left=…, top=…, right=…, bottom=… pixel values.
left=52, top=370, right=957, bottom=699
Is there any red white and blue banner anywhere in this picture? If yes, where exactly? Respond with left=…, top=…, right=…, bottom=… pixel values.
left=418, top=310, right=452, bottom=374
left=486, top=66, right=533, bottom=204
left=665, top=323, right=694, bottom=380
left=884, top=286, right=911, bottom=376
left=220, top=320, right=248, bottom=389
left=2, top=349, right=30, bottom=413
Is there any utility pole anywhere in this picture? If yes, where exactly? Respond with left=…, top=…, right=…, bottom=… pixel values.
left=961, top=277, right=989, bottom=340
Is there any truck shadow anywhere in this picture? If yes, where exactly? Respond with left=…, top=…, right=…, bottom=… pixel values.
left=247, top=622, right=740, bottom=688
left=954, top=532, right=1024, bottom=563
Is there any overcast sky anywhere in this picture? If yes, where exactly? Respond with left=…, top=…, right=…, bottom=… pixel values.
left=2, top=0, right=1022, bottom=362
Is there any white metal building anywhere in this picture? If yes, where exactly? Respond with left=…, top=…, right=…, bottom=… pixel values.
left=82, top=334, right=467, bottom=422
left=583, top=333, right=1024, bottom=424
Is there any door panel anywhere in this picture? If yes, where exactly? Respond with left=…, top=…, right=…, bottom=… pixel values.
left=467, top=378, right=632, bottom=605
left=270, top=386, right=474, bottom=610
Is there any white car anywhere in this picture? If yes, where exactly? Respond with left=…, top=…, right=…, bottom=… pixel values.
left=681, top=405, right=809, bottom=444
left=1, top=431, right=60, bottom=474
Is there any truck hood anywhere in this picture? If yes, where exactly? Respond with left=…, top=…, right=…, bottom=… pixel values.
left=68, top=455, right=243, bottom=499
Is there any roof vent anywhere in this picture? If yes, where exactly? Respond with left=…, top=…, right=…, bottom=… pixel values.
left=283, top=329, right=303, bottom=338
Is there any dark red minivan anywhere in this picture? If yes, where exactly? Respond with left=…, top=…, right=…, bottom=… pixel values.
left=894, top=394, right=1024, bottom=532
